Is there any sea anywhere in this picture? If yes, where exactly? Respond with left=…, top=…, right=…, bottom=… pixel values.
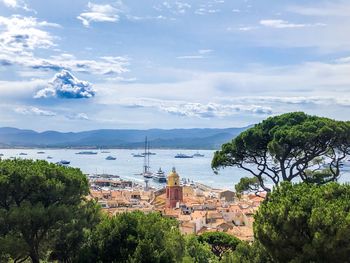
left=1, top=149, right=350, bottom=190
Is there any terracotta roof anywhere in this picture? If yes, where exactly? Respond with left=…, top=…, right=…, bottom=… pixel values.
left=190, top=211, right=207, bottom=220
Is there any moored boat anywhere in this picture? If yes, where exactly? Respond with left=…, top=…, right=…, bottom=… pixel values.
left=106, top=155, right=116, bottom=160
left=144, top=152, right=156, bottom=155
left=153, top=168, right=167, bottom=183
left=143, top=171, right=153, bottom=179
left=132, top=153, right=145, bottom=157
left=76, top=151, right=98, bottom=155
left=174, top=153, right=193, bottom=158
left=193, top=151, right=204, bottom=157
left=57, top=160, right=70, bottom=165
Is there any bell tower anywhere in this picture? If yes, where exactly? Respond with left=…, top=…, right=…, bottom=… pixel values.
left=166, top=167, right=183, bottom=208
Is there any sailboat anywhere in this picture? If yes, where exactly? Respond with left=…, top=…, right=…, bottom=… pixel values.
left=141, top=137, right=153, bottom=178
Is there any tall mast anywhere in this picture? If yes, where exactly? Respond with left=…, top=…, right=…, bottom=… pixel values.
left=147, top=139, right=150, bottom=171
left=143, top=136, right=147, bottom=173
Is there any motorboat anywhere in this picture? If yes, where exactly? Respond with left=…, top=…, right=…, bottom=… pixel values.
left=192, top=152, right=205, bottom=157
left=37, top=151, right=45, bottom=154
left=57, top=160, right=70, bottom=165
left=47, top=156, right=53, bottom=159
left=19, top=152, right=28, bottom=156
left=144, top=152, right=156, bottom=155
left=76, top=151, right=98, bottom=155
left=153, top=168, right=167, bottom=183
left=106, top=155, right=116, bottom=160
left=143, top=171, right=153, bottom=179
left=132, top=153, right=145, bottom=157
left=175, top=153, right=193, bottom=159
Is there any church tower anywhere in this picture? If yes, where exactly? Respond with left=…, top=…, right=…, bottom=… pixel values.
left=166, top=167, right=183, bottom=208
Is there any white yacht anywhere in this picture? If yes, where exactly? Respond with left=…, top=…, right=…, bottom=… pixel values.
left=153, top=168, right=167, bottom=183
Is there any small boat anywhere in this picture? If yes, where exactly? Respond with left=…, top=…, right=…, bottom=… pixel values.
left=132, top=153, right=145, bottom=157
left=76, top=151, right=98, bottom=155
left=57, top=160, right=70, bottom=165
left=106, top=156, right=116, bottom=160
left=175, top=153, right=193, bottom=159
left=47, top=156, right=53, bottom=159
left=101, top=151, right=111, bottom=153
left=37, top=151, right=45, bottom=154
left=144, top=152, right=156, bottom=155
left=153, top=168, right=167, bottom=183
left=19, top=152, right=28, bottom=156
left=193, top=152, right=204, bottom=157
left=143, top=172, right=153, bottom=179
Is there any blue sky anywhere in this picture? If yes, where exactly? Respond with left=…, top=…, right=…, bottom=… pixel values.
left=0, top=0, right=350, bottom=131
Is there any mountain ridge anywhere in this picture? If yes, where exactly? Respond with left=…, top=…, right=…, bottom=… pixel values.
left=0, top=126, right=251, bottom=149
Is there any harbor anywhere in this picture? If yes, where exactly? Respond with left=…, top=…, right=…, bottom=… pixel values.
left=0, top=148, right=249, bottom=189
left=2, top=148, right=350, bottom=189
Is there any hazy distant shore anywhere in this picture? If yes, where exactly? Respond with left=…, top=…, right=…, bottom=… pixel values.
left=0, top=126, right=250, bottom=149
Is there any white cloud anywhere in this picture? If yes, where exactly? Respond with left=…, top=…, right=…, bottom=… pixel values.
left=195, top=8, right=220, bottom=15
left=35, top=70, right=95, bottom=99
left=335, top=56, right=350, bottom=64
left=117, top=98, right=272, bottom=118
left=223, top=96, right=350, bottom=108
left=77, top=1, right=124, bottom=27
left=177, top=55, right=204, bottom=59
left=177, top=49, right=212, bottom=59
left=260, top=19, right=325, bottom=29
left=198, top=49, right=213, bottom=54
left=0, top=52, right=129, bottom=75
left=96, top=56, right=350, bottom=108
left=237, top=26, right=257, bottom=31
left=288, top=2, right=350, bottom=17
left=194, top=1, right=223, bottom=15
left=0, top=15, right=129, bottom=76
left=0, top=15, right=58, bottom=54
left=15, top=106, right=56, bottom=116
left=0, top=0, right=33, bottom=12
left=2, top=0, right=19, bottom=8
left=154, top=1, right=191, bottom=15
left=66, top=113, right=89, bottom=120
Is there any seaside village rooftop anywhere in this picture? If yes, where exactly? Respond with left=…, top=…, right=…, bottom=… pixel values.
left=89, top=168, right=265, bottom=242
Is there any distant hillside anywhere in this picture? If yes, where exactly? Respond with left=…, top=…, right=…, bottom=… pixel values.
left=0, top=127, right=250, bottom=149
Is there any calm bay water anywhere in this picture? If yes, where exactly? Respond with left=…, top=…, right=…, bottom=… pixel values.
left=0, top=149, right=248, bottom=189
left=1, top=149, right=350, bottom=189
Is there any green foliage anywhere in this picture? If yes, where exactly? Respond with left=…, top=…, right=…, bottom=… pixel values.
left=235, top=177, right=262, bottom=197
left=222, top=241, right=272, bottom=263
left=0, top=159, right=99, bottom=263
left=254, top=182, right=350, bottom=263
left=198, top=232, right=241, bottom=260
left=80, top=211, right=185, bottom=263
left=183, top=235, right=218, bottom=263
left=213, top=112, right=350, bottom=191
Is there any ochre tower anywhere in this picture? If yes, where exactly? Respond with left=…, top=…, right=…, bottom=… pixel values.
left=166, top=167, right=183, bottom=208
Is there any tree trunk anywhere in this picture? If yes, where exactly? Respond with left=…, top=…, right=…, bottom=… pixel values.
left=29, top=247, right=40, bottom=263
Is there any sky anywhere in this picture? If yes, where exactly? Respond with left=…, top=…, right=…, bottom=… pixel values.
left=0, top=0, right=350, bottom=131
